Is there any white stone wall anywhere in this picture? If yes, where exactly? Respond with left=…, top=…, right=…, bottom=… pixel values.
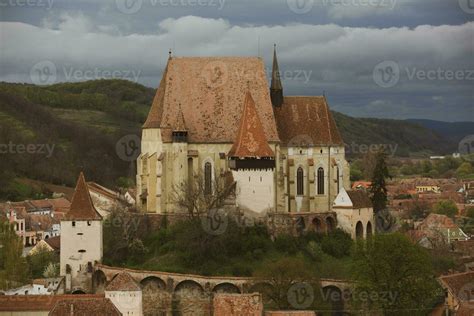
left=333, top=189, right=374, bottom=239
left=232, top=169, right=275, bottom=215
left=105, top=290, right=143, bottom=316
left=60, top=220, right=103, bottom=280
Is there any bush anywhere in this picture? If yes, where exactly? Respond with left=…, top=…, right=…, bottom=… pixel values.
left=274, top=234, right=299, bottom=255
left=432, top=200, right=458, bottom=219
left=321, top=229, right=353, bottom=258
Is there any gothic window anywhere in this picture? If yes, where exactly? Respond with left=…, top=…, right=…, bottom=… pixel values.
left=297, top=167, right=304, bottom=196
left=336, top=166, right=340, bottom=194
left=204, top=162, right=212, bottom=195
left=317, top=167, right=325, bottom=195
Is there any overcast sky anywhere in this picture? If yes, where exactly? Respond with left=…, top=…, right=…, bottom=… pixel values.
left=1, top=0, right=473, bottom=121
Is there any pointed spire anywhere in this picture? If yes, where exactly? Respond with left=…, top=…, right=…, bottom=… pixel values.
left=270, top=44, right=283, bottom=107
left=65, top=172, right=102, bottom=220
left=228, top=91, right=275, bottom=158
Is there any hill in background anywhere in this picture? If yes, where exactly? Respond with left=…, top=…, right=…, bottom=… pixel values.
left=0, top=79, right=468, bottom=200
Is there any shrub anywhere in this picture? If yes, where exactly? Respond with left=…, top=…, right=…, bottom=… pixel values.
left=321, top=229, right=353, bottom=258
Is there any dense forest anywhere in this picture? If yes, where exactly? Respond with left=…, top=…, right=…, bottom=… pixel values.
left=0, top=79, right=464, bottom=201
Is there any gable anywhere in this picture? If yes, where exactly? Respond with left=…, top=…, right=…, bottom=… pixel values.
left=144, top=57, right=280, bottom=144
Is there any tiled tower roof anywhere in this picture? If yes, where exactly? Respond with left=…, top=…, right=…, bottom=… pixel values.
left=65, top=172, right=102, bottom=221
left=228, top=91, right=275, bottom=158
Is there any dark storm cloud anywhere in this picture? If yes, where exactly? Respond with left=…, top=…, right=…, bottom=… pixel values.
left=0, top=0, right=473, bottom=121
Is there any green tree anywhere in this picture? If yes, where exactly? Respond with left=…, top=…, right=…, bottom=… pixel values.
left=467, top=207, right=474, bottom=219
left=253, top=257, right=325, bottom=310
left=456, top=162, right=473, bottom=178
left=432, top=200, right=458, bottom=219
left=27, top=246, right=59, bottom=279
left=369, top=149, right=391, bottom=213
left=0, top=219, right=29, bottom=289
left=352, top=234, right=443, bottom=315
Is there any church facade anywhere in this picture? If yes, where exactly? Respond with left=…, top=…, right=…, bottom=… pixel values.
left=137, top=49, right=350, bottom=216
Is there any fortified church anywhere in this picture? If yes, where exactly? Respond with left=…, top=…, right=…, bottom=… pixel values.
left=136, top=47, right=373, bottom=237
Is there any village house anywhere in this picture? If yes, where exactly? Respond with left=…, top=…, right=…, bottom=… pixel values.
left=438, top=271, right=474, bottom=315
left=137, top=49, right=350, bottom=217
left=333, top=188, right=374, bottom=239
left=104, top=272, right=143, bottom=316
left=408, top=213, right=470, bottom=248
left=0, top=294, right=121, bottom=316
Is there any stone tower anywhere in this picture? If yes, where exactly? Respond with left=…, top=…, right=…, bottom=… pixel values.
left=229, top=91, right=276, bottom=215
left=60, top=172, right=103, bottom=293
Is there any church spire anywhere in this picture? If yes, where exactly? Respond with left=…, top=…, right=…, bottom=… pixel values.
left=270, top=44, right=283, bottom=107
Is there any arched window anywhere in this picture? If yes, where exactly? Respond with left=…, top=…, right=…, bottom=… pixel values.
left=297, top=167, right=304, bottom=196
left=204, top=162, right=212, bottom=195
left=317, top=167, right=325, bottom=195
left=336, top=166, right=340, bottom=194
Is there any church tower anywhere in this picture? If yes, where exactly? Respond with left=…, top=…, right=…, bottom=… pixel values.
left=270, top=45, right=283, bottom=107
left=229, top=91, right=276, bottom=215
left=60, top=172, right=103, bottom=293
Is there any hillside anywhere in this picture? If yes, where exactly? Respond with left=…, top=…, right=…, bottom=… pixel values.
left=0, top=80, right=464, bottom=200
left=407, top=119, right=474, bottom=143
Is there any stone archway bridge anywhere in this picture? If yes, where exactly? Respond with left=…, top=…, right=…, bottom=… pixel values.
left=95, top=264, right=351, bottom=295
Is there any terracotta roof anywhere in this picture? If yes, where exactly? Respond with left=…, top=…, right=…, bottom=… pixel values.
left=87, top=182, right=119, bottom=201
left=143, top=57, right=279, bottom=144
left=346, top=190, right=373, bottom=208
left=228, top=91, right=275, bottom=158
left=0, top=294, right=104, bottom=312
left=352, top=181, right=372, bottom=190
left=457, top=302, right=474, bottom=315
left=45, top=236, right=61, bottom=251
left=105, top=272, right=141, bottom=291
left=439, top=271, right=474, bottom=302
left=274, top=96, right=343, bottom=146
left=65, top=173, right=102, bottom=221
left=420, top=213, right=458, bottom=230
left=49, top=297, right=121, bottom=315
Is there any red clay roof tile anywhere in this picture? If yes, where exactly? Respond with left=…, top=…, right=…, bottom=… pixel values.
left=228, top=91, right=275, bottom=158
left=274, top=96, right=343, bottom=146
left=65, top=173, right=102, bottom=221
left=143, top=57, right=279, bottom=144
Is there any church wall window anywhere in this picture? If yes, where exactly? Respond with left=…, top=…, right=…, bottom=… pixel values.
left=297, top=167, right=304, bottom=196
left=204, top=162, right=212, bottom=195
left=317, top=167, right=325, bottom=195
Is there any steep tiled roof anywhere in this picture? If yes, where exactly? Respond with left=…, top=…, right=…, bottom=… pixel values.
left=274, top=96, right=343, bottom=146
left=228, top=92, right=275, bottom=158
left=143, top=57, right=279, bottom=144
left=0, top=294, right=104, bottom=312
left=105, top=272, right=141, bottom=291
left=346, top=190, right=373, bottom=208
left=45, top=236, right=61, bottom=251
left=439, top=271, right=474, bottom=301
left=65, top=173, right=102, bottom=221
left=49, top=297, right=121, bottom=315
